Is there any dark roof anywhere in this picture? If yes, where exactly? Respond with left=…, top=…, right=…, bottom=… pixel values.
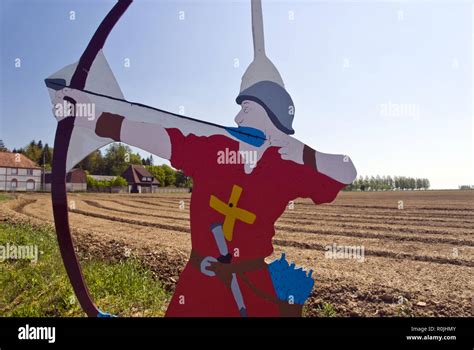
left=121, top=165, right=159, bottom=185
left=67, top=168, right=87, bottom=183
left=0, top=152, right=41, bottom=169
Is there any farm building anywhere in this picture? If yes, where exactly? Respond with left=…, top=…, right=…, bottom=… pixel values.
left=0, top=152, right=42, bottom=191
left=43, top=168, right=87, bottom=192
left=121, top=165, right=159, bottom=193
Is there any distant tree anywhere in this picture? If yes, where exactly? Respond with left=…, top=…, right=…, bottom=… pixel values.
left=400, top=176, right=407, bottom=189
left=375, top=175, right=382, bottom=190
left=38, top=143, right=53, bottom=171
left=141, top=156, right=154, bottom=166
left=111, top=176, right=128, bottom=187
left=394, top=176, right=400, bottom=189
left=359, top=176, right=368, bottom=191
left=77, top=150, right=105, bottom=174
left=423, top=178, right=430, bottom=190
left=175, top=170, right=193, bottom=188
left=0, top=139, right=8, bottom=152
left=387, top=175, right=394, bottom=189
left=405, top=177, right=410, bottom=189
left=146, top=164, right=181, bottom=187
left=24, top=140, right=42, bottom=163
left=146, top=165, right=166, bottom=186
left=415, top=178, right=422, bottom=189
left=12, top=148, right=23, bottom=154
left=161, top=164, right=176, bottom=187
left=368, top=176, right=374, bottom=191
left=364, top=176, right=370, bottom=191
left=103, top=143, right=141, bottom=176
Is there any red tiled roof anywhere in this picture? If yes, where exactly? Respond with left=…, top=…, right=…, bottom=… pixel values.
left=0, top=152, right=41, bottom=169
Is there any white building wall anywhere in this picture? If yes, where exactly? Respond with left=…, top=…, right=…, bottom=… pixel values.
left=41, top=183, right=87, bottom=192
left=66, top=183, right=87, bottom=192
left=0, top=167, right=42, bottom=191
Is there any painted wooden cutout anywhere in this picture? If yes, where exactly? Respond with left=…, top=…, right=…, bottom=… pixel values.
left=46, top=0, right=357, bottom=317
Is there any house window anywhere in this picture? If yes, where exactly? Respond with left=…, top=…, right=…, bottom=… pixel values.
left=27, top=169, right=33, bottom=176
left=26, top=180, right=35, bottom=191
left=11, top=179, right=18, bottom=189
left=11, top=168, right=18, bottom=175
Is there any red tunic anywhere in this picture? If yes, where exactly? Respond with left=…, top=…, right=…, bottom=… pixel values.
left=164, top=128, right=345, bottom=317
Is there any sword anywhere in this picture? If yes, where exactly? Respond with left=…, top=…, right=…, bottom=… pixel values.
left=210, top=223, right=248, bottom=317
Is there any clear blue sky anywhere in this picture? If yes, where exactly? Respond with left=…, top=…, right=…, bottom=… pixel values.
left=0, top=0, right=472, bottom=189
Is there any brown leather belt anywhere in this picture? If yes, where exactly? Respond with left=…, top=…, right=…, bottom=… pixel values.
left=188, top=249, right=303, bottom=317
left=189, top=250, right=266, bottom=277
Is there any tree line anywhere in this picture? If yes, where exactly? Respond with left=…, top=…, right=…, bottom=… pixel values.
left=345, top=175, right=430, bottom=191
left=3, top=140, right=192, bottom=188
left=2, top=140, right=428, bottom=191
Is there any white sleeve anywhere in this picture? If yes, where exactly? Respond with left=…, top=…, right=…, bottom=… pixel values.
left=315, top=151, right=357, bottom=185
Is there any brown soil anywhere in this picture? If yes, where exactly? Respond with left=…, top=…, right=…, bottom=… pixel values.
left=1, top=190, right=472, bottom=317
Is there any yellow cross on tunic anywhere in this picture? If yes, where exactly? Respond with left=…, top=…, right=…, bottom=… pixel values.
left=209, top=184, right=257, bottom=241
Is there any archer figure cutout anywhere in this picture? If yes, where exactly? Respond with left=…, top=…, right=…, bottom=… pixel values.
left=47, top=0, right=356, bottom=317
